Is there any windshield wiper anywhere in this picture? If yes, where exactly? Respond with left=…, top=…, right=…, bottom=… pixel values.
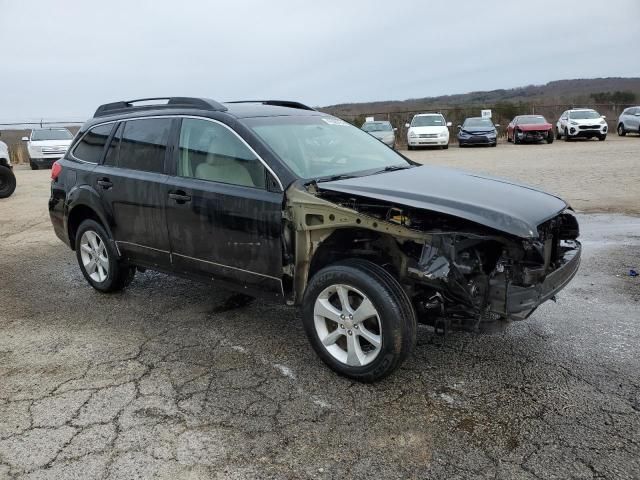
left=311, top=173, right=360, bottom=184
left=374, top=164, right=413, bottom=174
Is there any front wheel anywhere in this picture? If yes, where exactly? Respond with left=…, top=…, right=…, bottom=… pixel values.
left=442, top=144, right=449, bottom=150
left=75, top=219, right=135, bottom=293
left=546, top=132, right=554, bottom=144
left=564, top=128, right=571, bottom=141
left=30, top=162, right=39, bottom=170
left=556, top=128, right=562, bottom=140
left=0, top=165, right=17, bottom=198
left=513, top=131, right=520, bottom=144
left=302, top=259, right=416, bottom=382
left=617, top=124, right=626, bottom=136
left=598, top=135, right=606, bottom=141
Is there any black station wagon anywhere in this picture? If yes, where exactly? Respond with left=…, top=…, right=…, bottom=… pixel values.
left=49, top=97, right=581, bottom=381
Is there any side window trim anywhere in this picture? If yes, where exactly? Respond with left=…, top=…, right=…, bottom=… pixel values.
left=100, top=121, right=122, bottom=166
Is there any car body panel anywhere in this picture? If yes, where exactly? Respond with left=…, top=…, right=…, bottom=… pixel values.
left=317, top=165, right=567, bottom=238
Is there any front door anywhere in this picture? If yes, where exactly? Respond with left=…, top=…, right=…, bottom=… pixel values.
left=164, top=117, right=283, bottom=294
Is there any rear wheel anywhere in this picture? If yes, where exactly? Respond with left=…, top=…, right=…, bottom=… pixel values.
left=302, top=259, right=416, bottom=382
left=0, top=165, right=17, bottom=199
left=617, top=123, right=626, bottom=136
left=75, top=219, right=135, bottom=293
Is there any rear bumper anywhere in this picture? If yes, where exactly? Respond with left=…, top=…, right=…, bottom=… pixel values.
left=489, top=241, right=581, bottom=318
left=30, top=157, right=61, bottom=168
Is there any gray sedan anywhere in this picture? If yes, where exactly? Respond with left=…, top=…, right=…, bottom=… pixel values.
left=361, top=121, right=396, bottom=148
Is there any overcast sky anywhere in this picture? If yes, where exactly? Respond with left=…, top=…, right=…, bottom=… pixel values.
left=1, top=0, right=638, bottom=122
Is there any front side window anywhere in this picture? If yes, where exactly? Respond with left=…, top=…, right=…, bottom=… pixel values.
left=72, top=124, right=113, bottom=163
left=245, top=115, right=409, bottom=180
left=118, top=118, right=171, bottom=173
left=177, top=118, right=265, bottom=188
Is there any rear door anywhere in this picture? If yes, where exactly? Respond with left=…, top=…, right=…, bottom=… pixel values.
left=628, top=108, right=640, bottom=130
left=92, top=117, right=174, bottom=268
left=164, top=117, right=283, bottom=294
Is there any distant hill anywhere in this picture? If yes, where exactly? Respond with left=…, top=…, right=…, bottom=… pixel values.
left=322, top=77, right=640, bottom=116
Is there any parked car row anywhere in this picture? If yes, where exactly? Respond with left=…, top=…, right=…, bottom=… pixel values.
left=360, top=106, right=640, bottom=149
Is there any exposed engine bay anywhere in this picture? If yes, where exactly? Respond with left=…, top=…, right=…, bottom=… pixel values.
left=284, top=181, right=581, bottom=333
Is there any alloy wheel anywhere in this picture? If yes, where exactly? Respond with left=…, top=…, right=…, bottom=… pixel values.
left=79, top=230, right=109, bottom=282
left=313, top=284, right=382, bottom=367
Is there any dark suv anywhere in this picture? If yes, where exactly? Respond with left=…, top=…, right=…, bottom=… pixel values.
left=49, top=97, right=582, bottom=381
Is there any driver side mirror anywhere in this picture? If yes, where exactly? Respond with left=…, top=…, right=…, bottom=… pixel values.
left=601, top=115, right=606, bottom=119
left=494, top=124, right=500, bottom=128
left=446, top=122, right=452, bottom=127
left=21, top=136, right=29, bottom=141
left=457, top=125, right=462, bottom=130
left=404, top=123, right=410, bottom=128
left=393, top=127, right=398, bottom=132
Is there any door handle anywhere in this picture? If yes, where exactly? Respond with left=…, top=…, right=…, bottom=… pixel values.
left=97, top=178, right=113, bottom=189
left=168, top=191, right=191, bottom=203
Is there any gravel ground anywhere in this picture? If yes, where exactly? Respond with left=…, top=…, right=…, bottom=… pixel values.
left=1, top=143, right=639, bottom=479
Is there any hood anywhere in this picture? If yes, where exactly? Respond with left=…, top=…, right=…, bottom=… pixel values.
left=29, top=139, right=73, bottom=147
left=318, top=165, right=568, bottom=238
left=570, top=117, right=605, bottom=125
left=409, top=125, right=448, bottom=134
left=517, top=123, right=552, bottom=131
left=459, top=126, right=496, bottom=135
left=368, top=131, right=395, bottom=140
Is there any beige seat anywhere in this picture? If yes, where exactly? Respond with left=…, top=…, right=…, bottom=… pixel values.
left=194, top=153, right=254, bottom=187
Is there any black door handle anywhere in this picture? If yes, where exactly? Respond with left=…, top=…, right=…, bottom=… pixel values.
left=168, top=191, right=191, bottom=203
left=97, top=178, right=113, bottom=189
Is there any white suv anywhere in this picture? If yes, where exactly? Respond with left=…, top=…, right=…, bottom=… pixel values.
left=405, top=113, right=452, bottom=150
left=617, top=106, right=640, bottom=136
left=22, top=128, right=74, bottom=170
left=556, top=109, right=607, bottom=141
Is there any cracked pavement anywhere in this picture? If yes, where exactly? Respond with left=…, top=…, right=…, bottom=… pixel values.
left=1, top=167, right=639, bottom=479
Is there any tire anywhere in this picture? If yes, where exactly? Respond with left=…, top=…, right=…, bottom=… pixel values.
left=598, top=135, right=606, bottom=141
left=555, top=128, right=562, bottom=140
left=75, top=219, right=135, bottom=293
left=30, top=162, right=39, bottom=170
left=442, top=144, right=448, bottom=150
left=407, top=145, right=413, bottom=151
left=302, top=259, right=417, bottom=382
left=506, top=132, right=512, bottom=142
left=513, top=130, right=520, bottom=144
left=617, top=123, right=626, bottom=136
left=491, top=142, right=497, bottom=147
left=564, top=128, right=570, bottom=141
left=546, top=132, right=554, bottom=144
left=0, top=165, right=17, bottom=199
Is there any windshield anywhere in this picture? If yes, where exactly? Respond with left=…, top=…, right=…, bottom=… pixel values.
left=411, top=115, right=445, bottom=127
left=517, top=116, right=546, bottom=125
left=31, top=129, right=73, bottom=141
left=362, top=122, right=392, bottom=132
left=245, top=116, right=409, bottom=180
left=463, top=118, right=494, bottom=128
left=569, top=110, right=600, bottom=120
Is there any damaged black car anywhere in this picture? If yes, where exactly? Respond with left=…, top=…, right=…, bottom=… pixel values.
left=49, top=97, right=581, bottom=382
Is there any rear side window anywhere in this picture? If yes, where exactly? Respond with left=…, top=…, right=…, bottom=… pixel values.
left=118, top=118, right=171, bottom=173
left=72, top=124, right=113, bottom=163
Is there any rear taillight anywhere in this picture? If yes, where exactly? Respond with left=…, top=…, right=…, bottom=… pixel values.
left=51, top=161, right=62, bottom=181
